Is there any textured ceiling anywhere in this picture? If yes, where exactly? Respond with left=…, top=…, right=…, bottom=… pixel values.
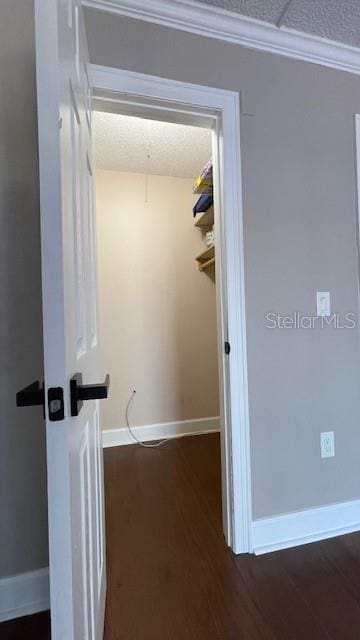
left=94, top=112, right=212, bottom=178
left=197, top=0, right=290, bottom=24
left=197, top=0, right=360, bottom=48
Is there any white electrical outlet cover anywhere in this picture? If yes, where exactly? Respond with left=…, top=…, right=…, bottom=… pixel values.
left=316, top=292, right=330, bottom=317
left=321, top=431, right=335, bottom=458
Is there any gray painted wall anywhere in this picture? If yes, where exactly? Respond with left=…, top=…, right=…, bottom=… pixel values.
left=84, top=10, right=360, bottom=520
left=0, top=0, right=48, bottom=578
left=1, top=2, right=360, bottom=584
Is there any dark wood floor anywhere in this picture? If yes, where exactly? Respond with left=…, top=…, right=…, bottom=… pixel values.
left=4, top=433, right=360, bottom=639
left=0, top=610, right=51, bottom=639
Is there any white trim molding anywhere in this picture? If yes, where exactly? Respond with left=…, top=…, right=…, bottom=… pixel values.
left=252, top=500, right=360, bottom=555
left=355, top=115, right=360, bottom=275
left=0, top=568, right=50, bottom=622
left=82, top=0, right=360, bottom=76
left=91, top=65, right=252, bottom=555
left=102, top=416, right=220, bottom=448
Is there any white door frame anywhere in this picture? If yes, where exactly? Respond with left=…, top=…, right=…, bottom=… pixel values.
left=355, top=115, right=360, bottom=299
left=90, top=65, right=252, bottom=554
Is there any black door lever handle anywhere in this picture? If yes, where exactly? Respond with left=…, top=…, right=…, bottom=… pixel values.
left=70, top=373, right=110, bottom=416
left=16, top=380, right=64, bottom=422
left=16, top=380, right=44, bottom=408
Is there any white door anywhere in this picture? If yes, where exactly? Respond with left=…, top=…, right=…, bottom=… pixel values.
left=35, top=1, right=106, bottom=638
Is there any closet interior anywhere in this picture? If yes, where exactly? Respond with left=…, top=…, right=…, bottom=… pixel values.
left=94, top=110, right=220, bottom=444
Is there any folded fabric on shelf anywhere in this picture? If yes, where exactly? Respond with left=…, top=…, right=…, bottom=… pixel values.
left=205, top=228, right=215, bottom=248
left=193, top=193, right=213, bottom=217
left=193, top=158, right=213, bottom=194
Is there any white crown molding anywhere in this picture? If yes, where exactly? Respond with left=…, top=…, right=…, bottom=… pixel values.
left=82, top=0, right=360, bottom=75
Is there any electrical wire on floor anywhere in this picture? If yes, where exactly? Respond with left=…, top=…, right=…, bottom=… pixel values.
left=126, top=390, right=172, bottom=448
left=125, top=390, right=213, bottom=448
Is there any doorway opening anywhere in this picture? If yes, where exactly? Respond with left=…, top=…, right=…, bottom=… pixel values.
left=95, top=111, right=219, bottom=442
left=91, top=67, right=251, bottom=555
left=95, top=109, right=222, bottom=513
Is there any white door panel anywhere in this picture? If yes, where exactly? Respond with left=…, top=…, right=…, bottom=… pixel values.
left=35, top=1, right=106, bottom=638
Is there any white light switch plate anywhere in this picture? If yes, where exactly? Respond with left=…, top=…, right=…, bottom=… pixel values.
left=321, top=431, right=335, bottom=458
left=316, top=292, right=330, bottom=317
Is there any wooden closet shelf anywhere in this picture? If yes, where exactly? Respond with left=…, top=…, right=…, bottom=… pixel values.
left=196, top=245, right=215, bottom=272
left=199, top=256, right=215, bottom=272
left=194, top=206, right=214, bottom=229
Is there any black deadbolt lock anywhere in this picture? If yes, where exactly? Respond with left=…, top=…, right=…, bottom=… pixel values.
left=48, top=387, right=65, bottom=421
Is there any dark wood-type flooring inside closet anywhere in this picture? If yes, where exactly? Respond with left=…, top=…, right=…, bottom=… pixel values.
left=3, top=433, right=360, bottom=639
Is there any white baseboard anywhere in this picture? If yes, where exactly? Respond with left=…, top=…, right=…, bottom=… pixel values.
left=102, top=416, right=220, bottom=448
left=252, top=499, right=360, bottom=555
left=0, top=567, right=50, bottom=622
